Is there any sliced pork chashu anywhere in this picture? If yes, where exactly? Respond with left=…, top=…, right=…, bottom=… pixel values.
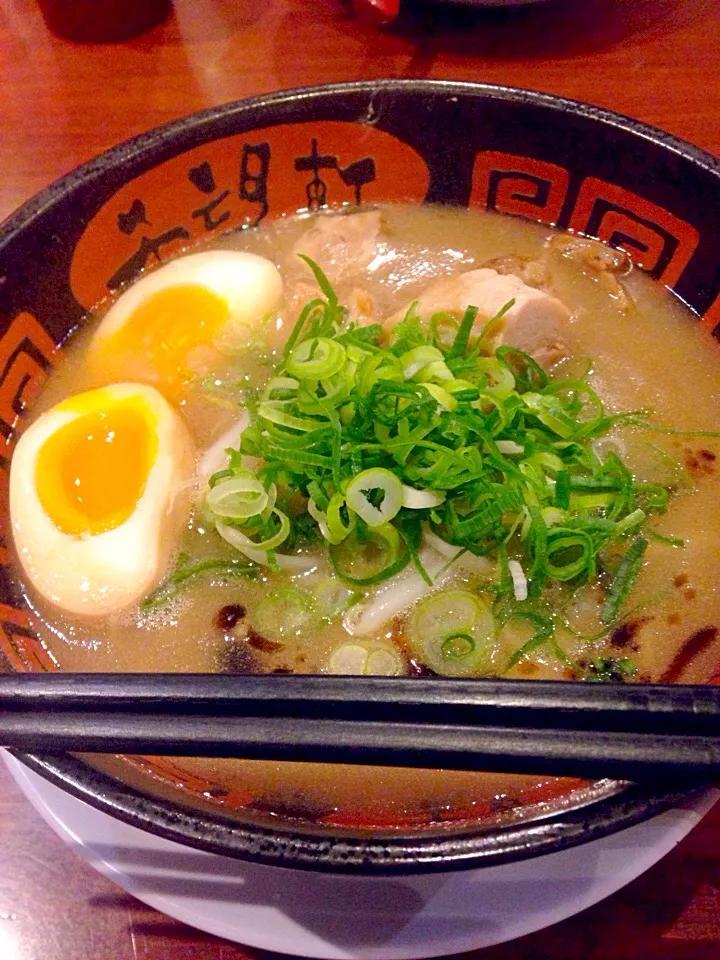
left=385, top=267, right=570, bottom=369
left=286, top=209, right=383, bottom=323
left=288, top=210, right=382, bottom=289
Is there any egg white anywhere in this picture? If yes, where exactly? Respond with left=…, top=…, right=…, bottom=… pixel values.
left=10, top=383, right=195, bottom=616
left=90, top=249, right=283, bottom=363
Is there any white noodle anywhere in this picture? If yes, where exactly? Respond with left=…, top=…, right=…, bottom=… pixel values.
left=343, top=548, right=450, bottom=637
left=197, top=412, right=250, bottom=486
left=215, top=520, right=319, bottom=573
left=421, top=527, right=495, bottom=576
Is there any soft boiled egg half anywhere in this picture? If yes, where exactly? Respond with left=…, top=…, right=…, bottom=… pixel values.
left=88, top=251, right=283, bottom=397
left=10, top=383, right=194, bottom=616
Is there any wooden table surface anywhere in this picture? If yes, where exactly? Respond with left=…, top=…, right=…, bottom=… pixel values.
left=1, top=0, right=720, bottom=957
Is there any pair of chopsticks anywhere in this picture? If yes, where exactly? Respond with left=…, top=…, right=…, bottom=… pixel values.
left=1, top=672, right=719, bottom=780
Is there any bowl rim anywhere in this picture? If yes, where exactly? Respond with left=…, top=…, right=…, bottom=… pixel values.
left=2, top=78, right=719, bottom=246
left=12, top=750, right=705, bottom=874
left=3, top=78, right=718, bottom=873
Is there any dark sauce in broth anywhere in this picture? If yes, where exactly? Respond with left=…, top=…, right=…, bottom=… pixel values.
left=19, top=204, right=720, bottom=828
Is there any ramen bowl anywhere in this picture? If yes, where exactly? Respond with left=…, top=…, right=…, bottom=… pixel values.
left=1, top=80, right=719, bottom=874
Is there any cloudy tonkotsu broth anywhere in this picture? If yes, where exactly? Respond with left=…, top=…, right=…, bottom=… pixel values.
left=16, top=204, right=720, bottom=826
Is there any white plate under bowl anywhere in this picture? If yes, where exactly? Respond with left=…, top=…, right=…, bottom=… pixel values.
left=5, top=751, right=717, bottom=959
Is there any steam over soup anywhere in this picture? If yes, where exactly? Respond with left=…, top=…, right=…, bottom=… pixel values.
left=11, top=204, right=720, bottom=826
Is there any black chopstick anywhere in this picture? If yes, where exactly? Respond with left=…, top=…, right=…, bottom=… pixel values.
left=2, top=672, right=720, bottom=780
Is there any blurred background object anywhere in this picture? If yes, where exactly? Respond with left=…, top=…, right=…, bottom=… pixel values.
left=35, top=0, right=171, bottom=42
left=350, top=0, right=549, bottom=26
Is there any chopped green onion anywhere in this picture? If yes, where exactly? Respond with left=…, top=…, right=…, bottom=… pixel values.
left=554, top=470, right=570, bottom=509
left=408, top=589, right=495, bottom=677
left=633, top=482, right=670, bottom=513
left=615, top=508, right=647, bottom=536
left=258, top=400, right=325, bottom=433
left=601, top=536, right=649, bottom=623
left=541, top=506, right=564, bottom=527
left=217, top=264, right=690, bottom=665
left=508, top=559, right=528, bottom=601
left=345, top=468, right=404, bottom=527
left=308, top=497, right=337, bottom=544
left=473, top=299, right=516, bottom=351
left=447, top=305, right=479, bottom=359
left=282, top=297, right=326, bottom=359
left=569, top=492, right=616, bottom=511
left=441, top=632, right=476, bottom=660
left=496, top=346, right=548, bottom=392
left=416, top=359, right=454, bottom=383
left=503, top=611, right=555, bottom=671
left=401, top=483, right=445, bottom=509
left=446, top=378, right=480, bottom=398
left=646, top=528, right=685, bottom=548
left=496, top=440, right=524, bottom=455
left=313, top=578, right=360, bottom=622
left=254, top=587, right=315, bottom=639
left=356, top=352, right=402, bottom=395
left=327, top=493, right=355, bottom=542
left=329, top=523, right=410, bottom=586
left=329, top=642, right=404, bottom=676
left=309, top=492, right=356, bottom=544
left=205, top=472, right=268, bottom=521
left=216, top=508, right=290, bottom=554
left=546, top=528, right=595, bottom=582
left=286, top=337, right=346, bottom=380
left=587, top=656, right=638, bottom=683
left=423, top=382, right=458, bottom=411
left=475, top=356, right=516, bottom=396
left=400, top=345, right=445, bottom=378
left=141, top=557, right=257, bottom=613
left=522, top=393, right=576, bottom=438
left=262, top=376, right=299, bottom=401
left=296, top=254, right=338, bottom=307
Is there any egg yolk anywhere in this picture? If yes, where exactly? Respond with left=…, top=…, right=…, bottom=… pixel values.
left=35, top=404, right=157, bottom=536
left=99, top=284, right=230, bottom=395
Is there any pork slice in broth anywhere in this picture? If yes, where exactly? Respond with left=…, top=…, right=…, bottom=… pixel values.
left=287, top=209, right=383, bottom=300
left=481, top=254, right=550, bottom=290
left=385, top=267, right=570, bottom=368
left=547, top=234, right=634, bottom=312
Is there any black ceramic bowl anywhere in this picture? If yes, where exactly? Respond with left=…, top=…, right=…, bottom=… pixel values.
left=1, top=80, right=719, bottom=874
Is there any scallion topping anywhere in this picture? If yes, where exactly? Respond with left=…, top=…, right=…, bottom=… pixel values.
left=188, top=255, right=691, bottom=670
left=141, top=555, right=257, bottom=613
left=601, top=536, right=649, bottom=624
left=330, top=522, right=410, bottom=586
left=345, top=468, right=404, bottom=528
left=408, top=589, right=495, bottom=677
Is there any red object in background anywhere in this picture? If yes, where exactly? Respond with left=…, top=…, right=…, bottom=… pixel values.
left=35, top=0, right=171, bottom=42
left=350, top=0, right=401, bottom=27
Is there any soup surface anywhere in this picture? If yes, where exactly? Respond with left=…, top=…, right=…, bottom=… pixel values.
left=13, top=203, right=720, bottom=828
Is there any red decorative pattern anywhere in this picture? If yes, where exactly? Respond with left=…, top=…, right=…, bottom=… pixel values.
left=470, top=151, right=570, bottom=226
left=0, top=311, right=58, bottom=670
left=0, top=311, right=57, bottom=448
